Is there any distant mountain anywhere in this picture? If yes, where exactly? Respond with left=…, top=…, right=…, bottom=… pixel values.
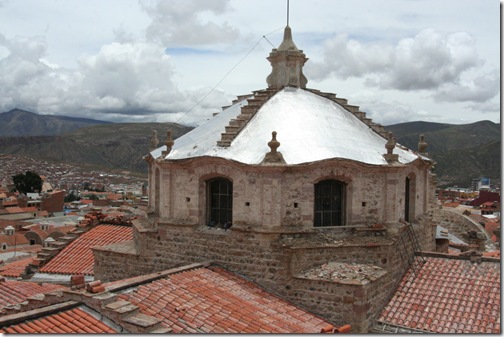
left=0, top=108, right=112, bottom=137
left=0, top=122, right=193, bottom=174
left=0, top=110, right=499, bottom=187
left=385, top=120, right=501, bottom=187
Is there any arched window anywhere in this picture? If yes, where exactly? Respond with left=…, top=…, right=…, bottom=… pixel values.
left=154, top=168, right=160, bottom=214
left=405, top=175, right=416, bottom=222
left=207, top=178, right=233, bottom=227
left=314, top=180, right=345, bottom=227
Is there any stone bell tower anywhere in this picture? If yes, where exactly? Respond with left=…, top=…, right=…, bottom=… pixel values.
left=266, top=26, right=308, bottom=89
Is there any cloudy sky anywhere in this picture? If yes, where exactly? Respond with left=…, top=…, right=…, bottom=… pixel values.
left=0, top=0, right=500, bottom=126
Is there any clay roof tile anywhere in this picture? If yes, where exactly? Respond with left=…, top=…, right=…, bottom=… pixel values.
left=377, top=256, right=500, bottom=333
left=116, top=265, right=331, bottom=333
left=39, top=225, right=132, bottom=275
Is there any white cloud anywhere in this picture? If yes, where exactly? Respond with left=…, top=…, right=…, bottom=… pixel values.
left=0, top=34, right=182, bottom=120
left=346, top=91, right=441, bottom=126
left=309, top=28, right=482, bottom=92
left=0, top=0, right=499, bottom=126
left=78, top=42, right=177, bottom=102
left=466, top=101, right=500, bottom=114
left=383, top=29, right=479, bottom=90
left=433, top=70, right=499, bottom=103
left=141, top=0, right=240, bottom=47
left=0, top=0, right=246, bottom=124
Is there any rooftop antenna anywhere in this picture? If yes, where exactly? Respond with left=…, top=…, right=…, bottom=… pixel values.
left=287, top=0, right=290, bottom=26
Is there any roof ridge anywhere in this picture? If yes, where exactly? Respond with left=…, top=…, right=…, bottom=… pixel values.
left=216, top=88, right=280, bottom=147
left=103, top=261, right=213, bottom=293
left=304, top=88, right=389, bottom=139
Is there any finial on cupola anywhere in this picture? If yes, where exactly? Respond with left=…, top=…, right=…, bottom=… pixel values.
left=149, top=130, right=159, bottom=151
left=266, top=1, right=308, bottom=90
left=266, top=26, right=308, bottom=89
left=383, top=132, right=399, bottom=163
left=261, top=131, right=286, bottom=165
left=418, top=134, right=428, bottom=156
left=162, top=130, right=175, bottom=157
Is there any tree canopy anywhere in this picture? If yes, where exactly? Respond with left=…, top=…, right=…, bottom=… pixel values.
left=12, top=171, right=43, bottom=194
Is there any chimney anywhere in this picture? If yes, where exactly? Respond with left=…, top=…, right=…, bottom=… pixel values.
left=4, top=225, right=14, bottom=236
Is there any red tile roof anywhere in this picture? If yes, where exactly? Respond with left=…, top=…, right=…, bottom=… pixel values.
left=469, top=214, right=500, bottom=242
left=0, top=257, right=34, bottom=278
left=20, top=207, right=39, bottom=213
left=3, top=207, right=23, bottom=214
left=377, top=256, right=500, bottom=333
left=106, top=193, right=122, bottom=201
left=0, top=279, right=65, bottom=309
left=0, top=306, right=117, bottom=333
left=0, top=233, right=29, bottom=246
left=117, top=265, right=331, bottom=333
left=39, top=225, right=133, bottom=276
left=483, top=251, right=500, bottom=259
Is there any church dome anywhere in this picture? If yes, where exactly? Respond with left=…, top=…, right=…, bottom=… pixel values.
left=153, top=86, right=422, bottom=166
left=150, top=26, right=427, bottom=167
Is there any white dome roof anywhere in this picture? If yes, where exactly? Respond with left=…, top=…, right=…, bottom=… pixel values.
left=152, top=87, right=422, bottom=166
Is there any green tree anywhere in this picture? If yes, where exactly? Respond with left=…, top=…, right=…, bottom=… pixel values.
left=12, top=171, right=43, bottom=194
left=88, top=194, right=99, bottom=201
left=64, top=191, right=80, bottom=202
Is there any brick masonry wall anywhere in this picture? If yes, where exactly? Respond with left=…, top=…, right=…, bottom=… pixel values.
left=41, top=191, right=65, bottom=213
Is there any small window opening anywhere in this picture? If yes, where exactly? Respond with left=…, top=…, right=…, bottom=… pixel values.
left=293, top=203, right=299, bottom=208
left=362, top=202, right=366, bottom=207
left=314, top=180, right=345, bottom=227
left=245, top=202, right=250, bottom=206
left=186, top=197, right=191, bottom=202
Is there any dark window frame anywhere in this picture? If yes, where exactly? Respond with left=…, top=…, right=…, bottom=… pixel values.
left=314, top=179, right=346, bottom=227
left=206, top=177, right=233, bottom=227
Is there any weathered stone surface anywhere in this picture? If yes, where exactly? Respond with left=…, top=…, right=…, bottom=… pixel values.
left=123, top=313, right=162, bottom=327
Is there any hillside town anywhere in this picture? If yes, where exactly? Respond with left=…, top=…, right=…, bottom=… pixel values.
left=0, top=21, right=501, bottom=335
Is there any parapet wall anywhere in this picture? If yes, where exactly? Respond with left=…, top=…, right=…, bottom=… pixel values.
left=431, top=208, right=492, bottom=248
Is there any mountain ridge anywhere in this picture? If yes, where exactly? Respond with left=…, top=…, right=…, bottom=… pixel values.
left=0, top=108, right=112, bottom=137
left=0, top=109, right=500, bottom=187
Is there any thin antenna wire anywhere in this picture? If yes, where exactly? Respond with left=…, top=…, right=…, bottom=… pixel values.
left=262, top=35, right=276, bottom=48
left=174, top=27, right=283, bottom=124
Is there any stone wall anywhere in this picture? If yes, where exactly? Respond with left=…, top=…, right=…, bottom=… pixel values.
left=94, top=154, right=437, bottom=332
left=151, top=157, right=433, bottom=229
left=282, top=268, right=399, bottom=332
left=94, top=220, right=424, bottom=332
left=431, top=208, right=491, bottom=243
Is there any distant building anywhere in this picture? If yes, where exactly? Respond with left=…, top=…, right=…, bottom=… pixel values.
left=41, top=190, right=65, bottom=214
left=470, top=190, right=501, bottom=207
